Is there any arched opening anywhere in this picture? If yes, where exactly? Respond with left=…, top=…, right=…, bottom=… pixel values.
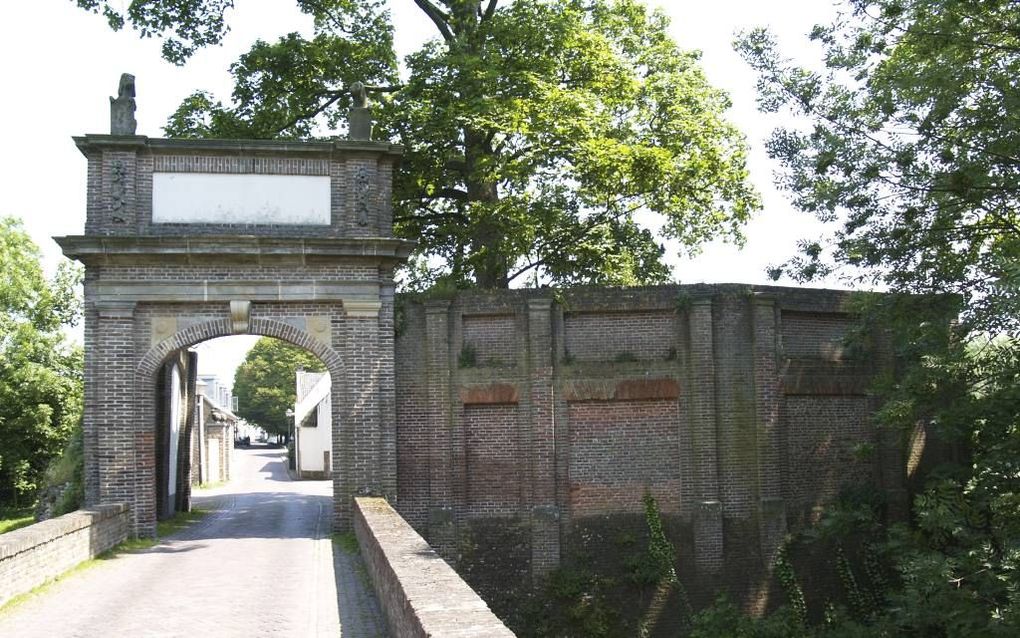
left=135, top=316, right=347, bottom=534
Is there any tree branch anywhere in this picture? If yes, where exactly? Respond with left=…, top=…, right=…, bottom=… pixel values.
left=482, top=0, right=499, bottom=21
left=413, top=0, right=454, bottom=41
left=272, top=92, right=345, bottom=137
left=394, top=209, right=468, bottom=224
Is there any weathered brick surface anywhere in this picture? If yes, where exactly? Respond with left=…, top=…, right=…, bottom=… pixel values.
left=60, top=134, right=411, bottom=539
left=568, top=400, right=681, bottom=516
left=463, top=314, right=517, bottom=367
left=393, top=284, right=899, bottom=612
left=781, top=311, right=853, bottom=361
left=353, top=497, right=515, bottom=637
left=564, top=310, right=676, bottom=362
left=465, top=405, right=521, bottom=515
left=782, top=395, right=873, bottom=523
left=0, top=504, right=131, bottom=608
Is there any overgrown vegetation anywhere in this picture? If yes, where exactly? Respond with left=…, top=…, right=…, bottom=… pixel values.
left=708, top=0, right=1020, bottom=634
left=34, top=424, right=85, bottom=520
left=0, top=217, right=83, bottom=513
left=517, top=492, right=689, bottom=637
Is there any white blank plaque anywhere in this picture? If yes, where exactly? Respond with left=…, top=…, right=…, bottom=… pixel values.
left=152, top=173, right=331, bottom=225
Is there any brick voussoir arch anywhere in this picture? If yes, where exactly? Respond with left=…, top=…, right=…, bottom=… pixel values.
left=136, top=317, right=344, bottom=380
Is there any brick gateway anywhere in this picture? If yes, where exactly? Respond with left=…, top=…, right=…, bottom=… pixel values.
left=58, top=128, right=411, bottom=536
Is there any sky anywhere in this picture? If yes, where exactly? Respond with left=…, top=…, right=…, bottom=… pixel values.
left=0, top=0, right=843, bottom=384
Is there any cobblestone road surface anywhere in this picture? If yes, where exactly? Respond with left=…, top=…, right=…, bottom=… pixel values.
left=0, top=447, right=388, bottom=638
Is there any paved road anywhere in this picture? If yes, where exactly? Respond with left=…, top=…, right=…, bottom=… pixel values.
left=0, top=447, right=388, bottom=638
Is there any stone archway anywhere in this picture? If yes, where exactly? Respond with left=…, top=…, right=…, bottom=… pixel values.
left=58, top=129, right=412, bottom=537
left=135, top=314, right=347, bottom=534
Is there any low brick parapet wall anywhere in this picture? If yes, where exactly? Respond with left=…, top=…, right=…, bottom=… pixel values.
left=354, top=497, right=516, bottom=637
left=0, top=504, right=131, bottom=607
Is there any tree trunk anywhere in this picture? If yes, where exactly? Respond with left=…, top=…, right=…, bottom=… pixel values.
left=464, top=127, right=508, bottom=288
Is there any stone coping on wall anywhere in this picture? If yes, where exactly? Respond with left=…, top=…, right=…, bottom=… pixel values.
left=73, top=134, right=404, bottom=158
left=398, top=282, right=864, bottom=315
left=0, top=504, right=128, bottom=560
left=354, top=497, right=516, bottom=637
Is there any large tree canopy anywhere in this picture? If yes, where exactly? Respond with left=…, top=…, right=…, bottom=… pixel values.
left=0, top=217, right=83, bottom=507
left=232, top=337, right=325, bottom=440
left=739, top=0, right=1019, bottom=335
left=76, top=0, right=760, bottom=288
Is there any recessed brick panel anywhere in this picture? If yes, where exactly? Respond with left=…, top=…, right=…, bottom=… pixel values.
left=781, top=311, right=852, bottom=361
left=462, top=315, right=516, bottom=367
left=568, top=400, right=681, bottom=516
left=782, top=396, right=873, bottom=512
left=465, top=405, right=520, bottom=515
left=564, top=311, right=676, bottom=362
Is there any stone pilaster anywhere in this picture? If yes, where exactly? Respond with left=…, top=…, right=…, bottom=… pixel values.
left=93, top=302, right=150, bottom=533
left=753, top=294, right=786, bottom=566
left=688, top=297, right=723, bottom=574
left=335, top=302, right=383, bottom=530
left=424, top=300, right=456, bottom=557
left=527, top=298, right=560, bottom=578
left=377, top=272, right=398, bottom=500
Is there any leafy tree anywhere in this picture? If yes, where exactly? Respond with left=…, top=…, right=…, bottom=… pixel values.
left=738, top=0, right=1018, bottom=333
left=232, top=337, right=325, bottom=441
left=730, top=1, right=1020, bottom=634
left=0, top=217, right=84, bottom=508
left=75, top=0, right=760, bottom=288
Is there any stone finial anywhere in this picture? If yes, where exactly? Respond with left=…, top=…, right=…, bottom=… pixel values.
left=110, top=73, right=137, bottom=135
left=348, top=81, right=373, bottom=141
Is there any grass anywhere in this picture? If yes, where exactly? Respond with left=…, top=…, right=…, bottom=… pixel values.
left=197, top=480, right=227, bottom=490
left=0, top=506, right=36, bottom=535
left=0, top=508, right=209, bottom=615
left=333, top=531, right=360, bottom=555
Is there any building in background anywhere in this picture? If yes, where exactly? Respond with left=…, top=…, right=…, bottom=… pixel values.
left=293, top=371, right=332, bottom=480
left=192, top=374, right=238, bottom=486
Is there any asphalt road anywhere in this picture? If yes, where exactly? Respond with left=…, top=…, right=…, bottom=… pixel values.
left=0, top=446, right=387, bottom=638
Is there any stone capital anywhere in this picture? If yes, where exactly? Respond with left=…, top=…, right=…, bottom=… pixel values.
left=344, top=300, right=382, bottom=318
left=96, top=301, right=136, bottom=319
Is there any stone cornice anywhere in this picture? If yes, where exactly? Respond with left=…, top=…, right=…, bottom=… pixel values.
left=55, top=235, right=416, bottom=267
left=73, top=134, right=403, bottom=160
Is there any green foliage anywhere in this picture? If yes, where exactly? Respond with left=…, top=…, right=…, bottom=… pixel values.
left=724, top=2, right=1020, bottom=634
left=532, top=568, right=618, bottom=638
left=689, top=596, right=808, bottom=638
left=0, top=217, right=83, bottom=509
left=77, top=0, right=760, bottom=289
left=39, top=423, right=85, bottom=518
left=736, top=0, right=1019, bottom=336
left=458, top=343, right=478, bottom=368
left=232, top=337, right=325, bottom=439
left=0, top=507, right=35, bottom=535
left=633, top=491, right=677, bottom=585
left=774, top=544, right=807, bottom=627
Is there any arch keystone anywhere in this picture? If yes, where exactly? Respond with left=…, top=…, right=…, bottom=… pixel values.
left=230, top=300, right=251, bottom=333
